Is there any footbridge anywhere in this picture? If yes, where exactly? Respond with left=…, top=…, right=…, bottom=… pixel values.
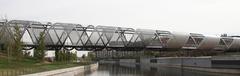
left=0, top=20, right=239, bottom=51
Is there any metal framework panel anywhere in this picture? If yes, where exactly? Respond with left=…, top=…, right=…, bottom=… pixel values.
left=119, top=27, right=134, bottom=46
left=182, top=33, right=204, bottom=49
left=137, top=29, right=162, bottom=48
left=108, top=29, right=124, bottom=47
left=7, top=20, right=32, bottom=41
left=68, top=25, right=83, bottom=46
left=228, top=37, right=240, bottom=50
left=80, top=25, right=94, bottom=46
left=27, top=22, right=48, bottom=45
left=0, top=21, right=12, bottom=44
left=89, top=28, right=103, bottom=46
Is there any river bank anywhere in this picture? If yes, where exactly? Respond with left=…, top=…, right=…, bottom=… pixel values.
left=22, top=63, right=98, bottom=76
left=0, top=57, right=92, bottom=76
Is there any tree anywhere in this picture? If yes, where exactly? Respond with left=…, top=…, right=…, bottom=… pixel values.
left=34, top=32, right=46, bottom=62
left=0, top=21, right=15, bottom=64
left=55, top=49, right=64, bottom=62
left=70, top=51, right=77, bottom=62
left=82, top=54, right=86, bottom=59
left=144, top=50, right=154, bottom=57
left=55, top=49, right=77, bottom=62
left=88, top=52, right=96, bottom=61
left=12, top=25, right=23, bottom=61
left=5, top=34, right=14, bottom=64
left=55, top=50, right=60, bottom=61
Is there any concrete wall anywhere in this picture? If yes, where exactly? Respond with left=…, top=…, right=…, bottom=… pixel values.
left=212, top=56, right=240, bottom=60
left=140, top=58, right=151, bottom=64
left=183, top=57, right=212, bottom=67
left=157, top=57, right=182, bottom=66
left=155, top=57, right=212, bottom=68
left=119, top=59, right=137, bottom=68
left=212, top=56, right=240, bottom=68
left=99, top=60, right=118, bottom=64
left=119, top=59, right=136, bottom=63
left=120, top=56, right=239, bottom=68
left=22, top=63, right=98, bottom=76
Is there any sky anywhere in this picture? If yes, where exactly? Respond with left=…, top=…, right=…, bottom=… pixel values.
left=1, top=0, right=240, bottom=36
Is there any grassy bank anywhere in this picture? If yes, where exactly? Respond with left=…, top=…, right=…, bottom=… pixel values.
left=0, top=55, right=92, bottom=76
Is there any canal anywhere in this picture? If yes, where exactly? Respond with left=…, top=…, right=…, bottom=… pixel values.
left=84, top=63, right=239, bottom=76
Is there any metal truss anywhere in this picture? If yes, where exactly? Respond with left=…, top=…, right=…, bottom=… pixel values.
left=0, top=20, right=239, bottom=51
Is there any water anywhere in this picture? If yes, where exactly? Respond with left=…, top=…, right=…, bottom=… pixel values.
left=84, top=63, right=239, bottom=76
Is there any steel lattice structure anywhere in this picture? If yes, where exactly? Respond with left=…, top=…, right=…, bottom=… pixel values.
left=0, top=20, right=239, bottom=51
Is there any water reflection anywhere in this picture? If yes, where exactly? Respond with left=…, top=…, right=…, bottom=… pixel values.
left=85, top=63, right=238, bottom=76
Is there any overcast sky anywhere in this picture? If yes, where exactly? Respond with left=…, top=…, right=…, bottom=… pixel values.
left=1, top=0, right=240, bottom=36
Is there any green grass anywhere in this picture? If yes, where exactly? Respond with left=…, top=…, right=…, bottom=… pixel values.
left=0, top=55, right=91, bottom=76
left=0, top=57, right=37, bottom=69
left=0, top=57, right=86, bottom=69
